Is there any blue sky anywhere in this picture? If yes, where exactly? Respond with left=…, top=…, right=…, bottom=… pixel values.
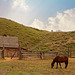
left=0, top=0, right=75, bottom=31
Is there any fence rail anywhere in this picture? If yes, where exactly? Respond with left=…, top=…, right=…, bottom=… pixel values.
left=21, top=51, right=58, bottom=59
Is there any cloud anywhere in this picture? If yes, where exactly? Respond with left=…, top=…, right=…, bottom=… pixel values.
left=30, top=19, right=45, bottom=30
left=0, top=0, right=31, bottom=25
left=12, top=0, right=29, bottom=10
left=0, top=0, right=75, bottom=32
left=48, top=8, right=75, bottom=31
left=30, top=8, right=75, bottom=31
left=3, top=0, right=29, bottom=10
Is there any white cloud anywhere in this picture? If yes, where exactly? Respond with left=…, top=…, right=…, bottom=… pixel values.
left=0, top=0, right=31, bottom=25
left=30, top=8, right=75, bottom=32
left=12, top=0, right=29, bottom=10
left=1, top=1, right=75, bottom=32
left=30, top=19, right=45, bottom=30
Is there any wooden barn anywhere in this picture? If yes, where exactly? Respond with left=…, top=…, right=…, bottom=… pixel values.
left=0, top=36, right=19, bottom=59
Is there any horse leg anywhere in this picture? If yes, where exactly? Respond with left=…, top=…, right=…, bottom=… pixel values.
left=59, top=63, right=62, bottom=69
left=65, top=61, right=68, bottom=68
left=56, top=62, right=58, bottom=69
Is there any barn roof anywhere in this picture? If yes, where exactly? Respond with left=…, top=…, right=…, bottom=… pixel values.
left=0, top=36, right=19, bottom=49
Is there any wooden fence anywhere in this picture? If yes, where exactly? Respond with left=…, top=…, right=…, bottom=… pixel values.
left=43, top=52, right=58, bottom=59
left=21, top=51, right=40, bottom=60
left=20, top=51, right=58, bottom=60
left=70, top=50, right=75, bottom=58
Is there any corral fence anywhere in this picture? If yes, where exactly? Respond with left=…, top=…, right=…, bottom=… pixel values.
left=69, top=50, right=75, bottom=58
left=20, top=51, right=58, bottom=60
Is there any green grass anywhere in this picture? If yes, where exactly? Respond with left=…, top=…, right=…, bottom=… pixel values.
left=0, top=58, right=75, bottom=75
left=71, top=56, right=75, bottom=58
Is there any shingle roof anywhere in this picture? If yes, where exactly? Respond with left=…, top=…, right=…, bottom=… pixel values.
left=0, top=36, right=19, bottom=48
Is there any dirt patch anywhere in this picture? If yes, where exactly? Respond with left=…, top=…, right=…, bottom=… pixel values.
left=1, top=57, right=19, bottom=62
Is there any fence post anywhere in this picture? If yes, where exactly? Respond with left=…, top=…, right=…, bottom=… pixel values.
left=2, top=44, right=5, bottom=59
left=40, top=52, right=44, bottom=59
left=19, top=42, right=22, bottom=60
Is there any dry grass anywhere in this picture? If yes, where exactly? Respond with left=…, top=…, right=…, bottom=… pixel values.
left=0, top=58, right=75, bottom=75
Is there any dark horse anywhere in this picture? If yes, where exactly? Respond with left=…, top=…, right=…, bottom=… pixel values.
left=51, top=56, right=68, bottom=69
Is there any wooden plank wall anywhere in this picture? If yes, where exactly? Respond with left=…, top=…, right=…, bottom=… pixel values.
left=4, top=50, right=18, bottom=57
left=0, top=50, right=3, bottom=58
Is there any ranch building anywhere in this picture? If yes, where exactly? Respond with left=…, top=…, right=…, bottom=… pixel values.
left=0, top=35, right=20, bottom=59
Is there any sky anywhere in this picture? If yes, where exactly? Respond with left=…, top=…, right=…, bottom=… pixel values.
left=0, top=0, right=75, bottom=32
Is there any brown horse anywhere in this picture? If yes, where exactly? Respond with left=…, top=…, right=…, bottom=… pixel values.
left=51, top=56, right=68, bottom=69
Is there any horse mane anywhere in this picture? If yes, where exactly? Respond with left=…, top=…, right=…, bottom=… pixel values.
left=51, top=57, right=56, bottom=65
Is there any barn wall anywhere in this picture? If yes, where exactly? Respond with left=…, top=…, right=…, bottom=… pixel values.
left=4, top=49, right=18, bottom=57
left=0, top=50, right=3, bottom=58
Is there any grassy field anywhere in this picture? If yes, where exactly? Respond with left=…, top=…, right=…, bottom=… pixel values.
left=0, top=58, right=75, bottom=75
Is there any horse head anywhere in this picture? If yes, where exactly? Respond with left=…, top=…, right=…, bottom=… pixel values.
left=51, top=62, right=54, bottom=68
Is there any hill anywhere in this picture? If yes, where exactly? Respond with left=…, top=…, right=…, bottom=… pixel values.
left=0, top=18, right=50, bottom=49
left=0, top=18, right=75, bottom=55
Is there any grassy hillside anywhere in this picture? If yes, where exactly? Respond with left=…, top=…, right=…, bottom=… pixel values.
left=0, top=18, right=50, bottom=49
left=0, top=18, right=75, bottom=54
